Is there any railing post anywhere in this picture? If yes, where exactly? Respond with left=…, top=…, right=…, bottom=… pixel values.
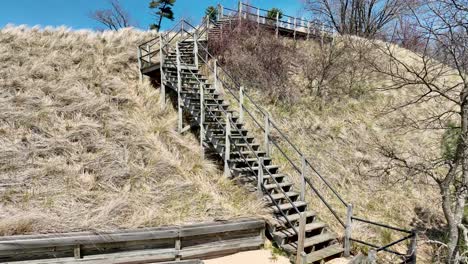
left=407, top=230, right=417, bottom=264
left=147, top=44, right=151, bottom=64
left=306, top=21, right=310, bottom=40
left=293, top=17, right=297, bottom=40
left=206, top=15, right=210, bottom=43
left=295, top=212, right=307, bottom=264
left=176, top=42, right=183, bottom=133
left=238, top=1, right=242, bottom=23
left=344, top=204, right=353, bottom=257
left=300, top=155, right=306, bottom=201
left=214, top=59, right=218, bottom=93
left=321, top=23, right=325, bottom=46
left=137, top=47, right=143, bottom=83
left=224, top=113, right=231, bottom=177
left=367, top=250, right=377, bottom=264
left=257, top=157, right=263, bottom=197
left=257, top=8, right=260, bottom=26
left=193, top=32, right=199, bottom=68
left=200, top=83, right=205, bottom=159
left=159, top=35, right=165, bottom=108
left=275, top=12, right=279, bottom=38
left=239, top=86, right=244, bottom=124
left=264, top=112, right=270, bottom=156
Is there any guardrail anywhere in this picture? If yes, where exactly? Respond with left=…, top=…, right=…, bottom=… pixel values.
left=0, top=218, right=264, bottom=263
left=137, top=3, right=418, bottom=262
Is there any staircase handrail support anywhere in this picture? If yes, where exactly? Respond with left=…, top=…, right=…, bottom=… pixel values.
left=167, top=52, right=302, bottom=236
left=139, top=9, right=418, bottom=261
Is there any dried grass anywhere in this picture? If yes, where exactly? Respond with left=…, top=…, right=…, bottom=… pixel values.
left=0, top=25, right=265, bottom=235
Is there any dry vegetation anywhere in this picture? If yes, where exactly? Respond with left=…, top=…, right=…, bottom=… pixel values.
left=0, top=25, right=265, bottom=235
left=212, top=26, right=453, bottom=262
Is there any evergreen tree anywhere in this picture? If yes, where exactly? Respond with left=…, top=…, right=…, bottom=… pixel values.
left=267, top=8, right=283, bottom=20
left=205, top=6, right=217, bottom=21
left=149, top=0, right=176, bottom=31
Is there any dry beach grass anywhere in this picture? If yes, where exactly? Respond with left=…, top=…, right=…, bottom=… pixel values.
left=0, top=25, right=265, bottom=235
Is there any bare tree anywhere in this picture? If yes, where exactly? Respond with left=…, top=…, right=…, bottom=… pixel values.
left=371, top=1, right=468, bottom=262
left=305, top=0, right=418, bottom=37
left=89, top=0, right=133, bottom=31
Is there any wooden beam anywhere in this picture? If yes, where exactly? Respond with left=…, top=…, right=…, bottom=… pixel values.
left=295, top=213, right=307, bottom=264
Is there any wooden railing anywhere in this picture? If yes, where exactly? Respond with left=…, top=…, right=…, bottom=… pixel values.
left=137, top=6, right=418, bottom=262
left=218, top=2, right=335, bottom=40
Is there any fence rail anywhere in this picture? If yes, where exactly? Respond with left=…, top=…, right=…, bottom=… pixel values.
left=137, top=2, right=418, bottom=262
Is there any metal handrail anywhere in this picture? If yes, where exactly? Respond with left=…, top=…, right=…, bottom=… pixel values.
left=138, top=10, right=417, bottom=260
left=170, top=51, right=303, bottom=234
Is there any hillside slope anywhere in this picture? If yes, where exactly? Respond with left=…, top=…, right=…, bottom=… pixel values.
left=212, top=29, right=451, bottom=262
left=0, top=26, right=264, bottom=235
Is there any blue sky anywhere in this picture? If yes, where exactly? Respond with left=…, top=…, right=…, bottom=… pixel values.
left=0, top=0, right=306, bottom=30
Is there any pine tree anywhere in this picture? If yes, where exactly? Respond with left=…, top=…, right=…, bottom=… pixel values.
left=149, top=0, right=176, bottom=31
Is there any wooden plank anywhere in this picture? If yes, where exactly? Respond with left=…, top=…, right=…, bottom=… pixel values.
left=179, top=219, right=264, bottom=237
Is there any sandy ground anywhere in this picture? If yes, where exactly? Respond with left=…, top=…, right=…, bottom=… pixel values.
left=204, top=249, right=291, bottom=264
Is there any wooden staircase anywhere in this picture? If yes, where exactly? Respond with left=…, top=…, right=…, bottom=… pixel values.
left=159, top=38, right=344, bottom=263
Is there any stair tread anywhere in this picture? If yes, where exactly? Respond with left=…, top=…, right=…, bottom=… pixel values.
left=306, top=244, right=344, bottom=263
left=265, top=182, right=293, bottom=189
left=282, top=233, right=337, bottom=253
left=277, top=211, right=316, bottom=224
left=273, top=222, right=327, bottom=239
left=271, top=201, right=306, bottom=213
left=268, top=191, right=299, bottom=200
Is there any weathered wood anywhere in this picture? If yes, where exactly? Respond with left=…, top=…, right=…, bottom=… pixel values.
left=200, top=83, right=205, bottom=159
left=344, top=203, right=353, bottom=257
left=407, top=230, right=417, bottom=264
left=258, top=157, right=264, bottom=197
left=239, top=86, right=244, bottom=124
left=295, top=212, right=307, bottom=264
left=367, top=250, right=377, bottom=264
left=213, top=59, right=218, bottom=93
left=264, top=113, right=270, bottom=156
left=0, top=218, right=264, bottom=262
left=300, top=155, right=306, bottom=201
left=176, top=41, right=183, bottom=132
left=224, top=113, right=231, bottom=177
left=275, top=12, right=279, bottom=38
left=73, top=244, right=81, bottom=259
left=159, top=35, right=166, bottom=108
left=193, top=32, right=199, bottom=68
left=137, top=47, right=143, bottom=83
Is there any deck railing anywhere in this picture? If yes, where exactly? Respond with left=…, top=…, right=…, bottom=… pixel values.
left=137, top=3, right=418, bottom=262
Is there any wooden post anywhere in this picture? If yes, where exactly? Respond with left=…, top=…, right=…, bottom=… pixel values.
left=193, top=32, right=199, bottom=68
left=300, top=155, right=306, bottom=201
left=206, top=15, right=210, bottom=43
left=257, top=157, right=264, bottom=197
left=239, top=86, right=244, bottom=124
left=200, top=83, right=205, bottom=159
left=214, top=59, right=218, bottom=93
left=367, top=250, right=377, bottom=264
left=257, top=8, right=260, bottom=26
left=295, top=212, right=307, bottom=264
left=321, top=23, right=325, bottom=46
left=407, top=230, right=417, bottom=264
left=238, top=1, right=242, bottom=23
left=344, top=204, right=353, bottom=257
left=137, top=47, right=143, bottom=83
left=147, top=44, right=151, bottom=64
left=176, top=42, right=183, bottom=133
left=224, top=113, right=231, bottom=177
left=275, top=12, right=279, bottom=38
left=300, top=252, right=307, bottom=264
left=74, top=244, right=81, bottom=259
left=293, top=17, right=297, bottom=40
left=159, top=35, right=165, bottom=108
left=306, top=21, right=310, bottom=40
left=264, top=112, right=270, bottom=156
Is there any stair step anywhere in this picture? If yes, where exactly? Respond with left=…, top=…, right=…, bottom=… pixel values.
left=306, top=244, right=344, bottom=263
left=275, top=211, right=316, bottom=226
left=267, top=191, right=299, bottom=202
left=265, top=182, right=293, bottom=191
left=282, top=233, right=337, bottom=254
left=271, top=201, right=306, bottom=213
left=273, top=222, right=327, bottom=239
left=233, top=165, right=278, bottom=172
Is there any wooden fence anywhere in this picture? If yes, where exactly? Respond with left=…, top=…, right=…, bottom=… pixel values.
left=0, top=218, right=264, bottom=263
